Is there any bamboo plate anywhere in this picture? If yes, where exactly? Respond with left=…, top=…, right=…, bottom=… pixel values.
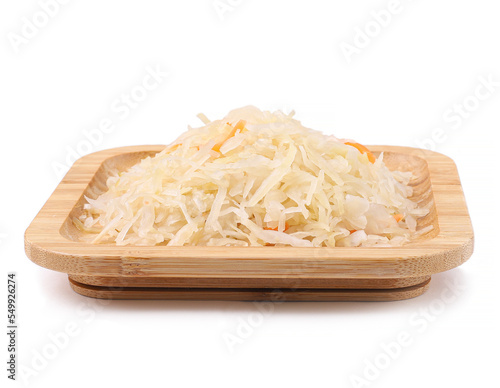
left=24, top=145, right=474, bottom=302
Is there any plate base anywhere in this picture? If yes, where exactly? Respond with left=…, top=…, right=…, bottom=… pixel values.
left=68, top=277, right=431, bottom=302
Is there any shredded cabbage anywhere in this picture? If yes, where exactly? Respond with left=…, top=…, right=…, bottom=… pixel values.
left=77, top=106, right=432, bottom=247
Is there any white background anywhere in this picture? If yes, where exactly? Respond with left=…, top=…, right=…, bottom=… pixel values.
left=1, top=1, right=499, bottom=387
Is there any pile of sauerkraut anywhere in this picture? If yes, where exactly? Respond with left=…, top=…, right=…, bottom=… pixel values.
left=76, top=106, right=431, bottom=247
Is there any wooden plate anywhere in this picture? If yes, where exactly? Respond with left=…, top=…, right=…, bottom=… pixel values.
left=24, top=145, right=474, bottom=301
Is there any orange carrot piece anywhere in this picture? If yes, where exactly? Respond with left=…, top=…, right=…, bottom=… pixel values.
left=233, top=119, right=246, bottom=133
left=349, top=229, right=357, bottom=235
left=264, top=222, right=290, bottom=232
left=166, top=143, right=182, bottom=152
left=393, top=214, right=404, bottom=223
left=212, top=120, right=246, bottom=152
left=345, top=142, right=376, bottom=164
left=166, top=143, right=201, bottom=153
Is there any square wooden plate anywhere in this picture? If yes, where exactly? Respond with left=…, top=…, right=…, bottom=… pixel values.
left=25, top=145, right=474, bottom=301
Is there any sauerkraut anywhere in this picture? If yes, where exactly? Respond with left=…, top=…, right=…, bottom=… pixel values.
left=76, top=106, right=432, bottom=247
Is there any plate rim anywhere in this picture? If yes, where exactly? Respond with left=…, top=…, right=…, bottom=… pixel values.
left=24, top=144, right=474, bottom=278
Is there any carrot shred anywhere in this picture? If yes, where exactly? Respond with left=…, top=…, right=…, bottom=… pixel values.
left=233, top=119, right=247, bottom=133
left=212, top=120, right=246, bottom=152
left=349, top=229, right=357, bottom=235
left=166, top=144, right=202, bottom=153
left=166, top=143, right=182, bottom=153
left=345, top=142, right=376, bottom=164
left=264, top=222, right=290, bottom=232
left=393, top=214, right=404, bottom=223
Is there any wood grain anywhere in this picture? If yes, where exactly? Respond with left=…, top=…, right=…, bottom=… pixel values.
left=68, top=274, right=431, bottom=289
left=68, top=277, right=431, bottom=302
left=24, top=145, right=474, bottom=301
